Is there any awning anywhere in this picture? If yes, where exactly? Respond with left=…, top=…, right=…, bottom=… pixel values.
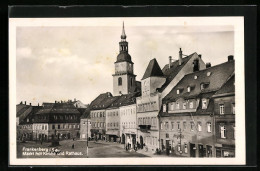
left=106, top=130, right=119, bottom=136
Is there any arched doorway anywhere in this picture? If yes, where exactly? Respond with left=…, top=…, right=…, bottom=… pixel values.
left=140, top=136, right=143, bottom=149
left=121, top=134, right=125, bottom=144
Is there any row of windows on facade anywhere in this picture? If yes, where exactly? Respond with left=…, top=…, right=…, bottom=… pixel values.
left=32, top=124, right=79, bottom=130
left=160, top=121, right=212, bottom=133
left=122, top=121, right=136, bottom=128
left=92, top=122, right=105, bottom=128
left=107, top=111, right=119, bottom=117
left=91, top=111, right=105, bottom=118
left=144, top=136, right=158, bottom=146
left=107, top=122, right=119, bottom=127
left=163, top=99, right=205, bottom=112
left=137, top=101, right=157, bottom=112
left=176, top=82, right=210, bottom=95
left=138, top=117, right=157, bottom=126
left=20, top=125, right=31, bottom=129
left=53, top=115, right=78, bottom=120
left=121, top=108, right=136, bottom=116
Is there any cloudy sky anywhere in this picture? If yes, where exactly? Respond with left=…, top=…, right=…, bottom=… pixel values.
left=16, top=21, right=234, bottom=105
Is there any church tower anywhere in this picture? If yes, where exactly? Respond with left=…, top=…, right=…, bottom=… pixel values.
left=113, top=22, right=136, bottom=96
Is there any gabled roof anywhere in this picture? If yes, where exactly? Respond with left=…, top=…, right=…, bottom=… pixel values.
left=163, top=60, right=234, bottom=103
left=142, top=58, right=164, bottom=80
left=91, top=94, right=119, bottom=110
left=36, top=102, right=80, bottom=115
left=158, top=53, right=194, bottom=92
left=16, top=104, right=30, bottom=117
left=19, top=106, right=42, bottom=124
left=89, top=92, right=112, bottom=110
left=80, top=106, right=91, bottom=119
left=214, top=74, right=235, bottom=96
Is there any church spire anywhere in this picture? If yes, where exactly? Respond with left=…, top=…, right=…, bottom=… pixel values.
left=121, top=21, right=127, bottom=40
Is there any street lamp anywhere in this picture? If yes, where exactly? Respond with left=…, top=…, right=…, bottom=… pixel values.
left=86, top=119, right=91, bottom=158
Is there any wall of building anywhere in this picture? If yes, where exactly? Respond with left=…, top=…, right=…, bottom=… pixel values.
left=90, top=110, right=106, bottom=139
left=80, top=118, right=91, bottom=140
left=159, top=114, right=215, bottom=157
left=106, top=108, right=120, bottom=141
left=47, top=123, right=80, bottom=140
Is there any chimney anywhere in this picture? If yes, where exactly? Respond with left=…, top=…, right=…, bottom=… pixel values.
left=20, top=101, right=22, bottom=104
left=169, top=56, right=172, bottom=69
left=74, top=98, right=76, bottom=102
left=198, top=54, right=202, bottom=58
left=107, top=92, right=111, bottom=97
left=38, top=103, right=39, bottom=106
left=228, top=55, right=234, bottom=62
left=25, top=101, right=26, bottom=105
left=179, top=48, right=182, bottom=65
left=206, top=63, right=211, bottom=68
left=30, top=103, right=31, bottom=106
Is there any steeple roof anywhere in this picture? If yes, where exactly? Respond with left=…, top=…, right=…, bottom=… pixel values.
left=121, top=21, right=127, bottom=39
left=142, top=58, right=164, bottom=80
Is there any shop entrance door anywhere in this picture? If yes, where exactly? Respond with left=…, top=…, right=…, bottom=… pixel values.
left=198, top=144, right=204, bottom=157
left=190, top=143, right=196, bottom=157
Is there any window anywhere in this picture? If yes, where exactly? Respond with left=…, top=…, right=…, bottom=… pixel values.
left=58, top=125, right=60, bottom=129
left=187, top=86, right=191, bottom=92
left=200, top=84, right=205, bottom=90
left=27, top=118, right=29, bottom=122
left=52, top=125, right=55, bottom=129
left=177, top=122, right=180, bottom=130
left=219, top=104, right=225, bottom=114
left=233, top=124, right=235, bottom=139
left=232, top=103, right=235, bottom=114
left=202, top=99, right=207, bottom=109
left=191, top=122, right=194, bottom=131
left=163, top=104, right=166, bottom=112
left=160, top=122, right=163, bottom=130
left=171, top=122, right=174, bottom=130
left=165, top=122, right=169, bottom=130
left=177, top=143, right=181, bottom=151
left=198, top=122, right=202, bottom=132
left=183, top=102, right=186, bottom=109
left=207, top=122, right=212, bottom=132
left=177, top=90, right=180, bottom=94
left=166, top=133, right=169, bottom=138
left=220, top=125, right=226, bottom=138
left=170, top=103, right=174, bottom=110
left=184, top=144, right=188, bottom=153
left=176, top=102, right=180, bottom=109
left=118, top=77, right=122, bottom=86
left=183, top=122, right=186, bottom=130
left=189, top=102, right=193, bottom=109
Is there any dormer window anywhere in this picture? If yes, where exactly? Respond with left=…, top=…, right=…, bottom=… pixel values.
left=207, top=72, right=211, bottom=76
left=189, top=101, right=194, bottom=108
left=200, top=82, right=209, bottom=90
left=176, top=102, right=180, bottom=109
left=202, top=98, right=208, bottom=109
left=163, top=104, right=166, bottom=112
left=194, top=75, right=198, bottom=79
left=177, top=90, right=180, bottom=94
left=187, top=86, right=191, bottom=92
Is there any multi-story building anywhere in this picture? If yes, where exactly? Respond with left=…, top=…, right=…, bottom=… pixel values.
left=90, top=92, right=119, bottom=140
left=32, top=102, right=82, bottom=141
left=213, top=73, right=235, bottom=157
left=16, top=102, right=42, bottom=141
left=159, top=56, right=234, bottom=157
left=106, top=101, right=121, bottom=142
left=136, top=49, right=205, bottom=153
left=80, top=107, right=91, bottom=140
left=119, top=92, right=140, bottom=148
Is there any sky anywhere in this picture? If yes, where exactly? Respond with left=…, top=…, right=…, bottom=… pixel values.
left=16, top=23, right=234, bottom=105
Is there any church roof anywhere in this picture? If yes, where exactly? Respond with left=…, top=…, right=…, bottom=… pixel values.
left=115, top=52, right=133, bottom=64
left=142, top=58, right=165, bottom=80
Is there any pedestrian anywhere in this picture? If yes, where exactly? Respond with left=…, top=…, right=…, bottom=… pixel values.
left=72, top=143, right=74, bottom=149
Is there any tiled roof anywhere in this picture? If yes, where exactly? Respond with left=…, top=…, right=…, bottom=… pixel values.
left=80, top=107, right=91, bottom=119
left=92, top=96, right=120, bottom=110
left=36, top=102, right=80, bottom=115
left=89, top=92, right=112, bottom=110
left=108, top=92, right=141, bottom=108
left=141, top=58, right=164, bottom=80
left=16, top=104, right=30, bottom=117
left=19, top=106, right=42, bottom=124
left=214, top=74, right=235, bottom=95
left=163, top=60, right=234, bottom=103
left=158, top=53, right=194, bottom=92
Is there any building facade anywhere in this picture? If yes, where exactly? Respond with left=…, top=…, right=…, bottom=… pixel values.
left=159, top=57, right=234, bottom=157
left=213, top=74, right=235, bottom=157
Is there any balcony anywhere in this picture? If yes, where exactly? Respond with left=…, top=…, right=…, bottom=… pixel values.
left=138, top=125, right=151, bottom=133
